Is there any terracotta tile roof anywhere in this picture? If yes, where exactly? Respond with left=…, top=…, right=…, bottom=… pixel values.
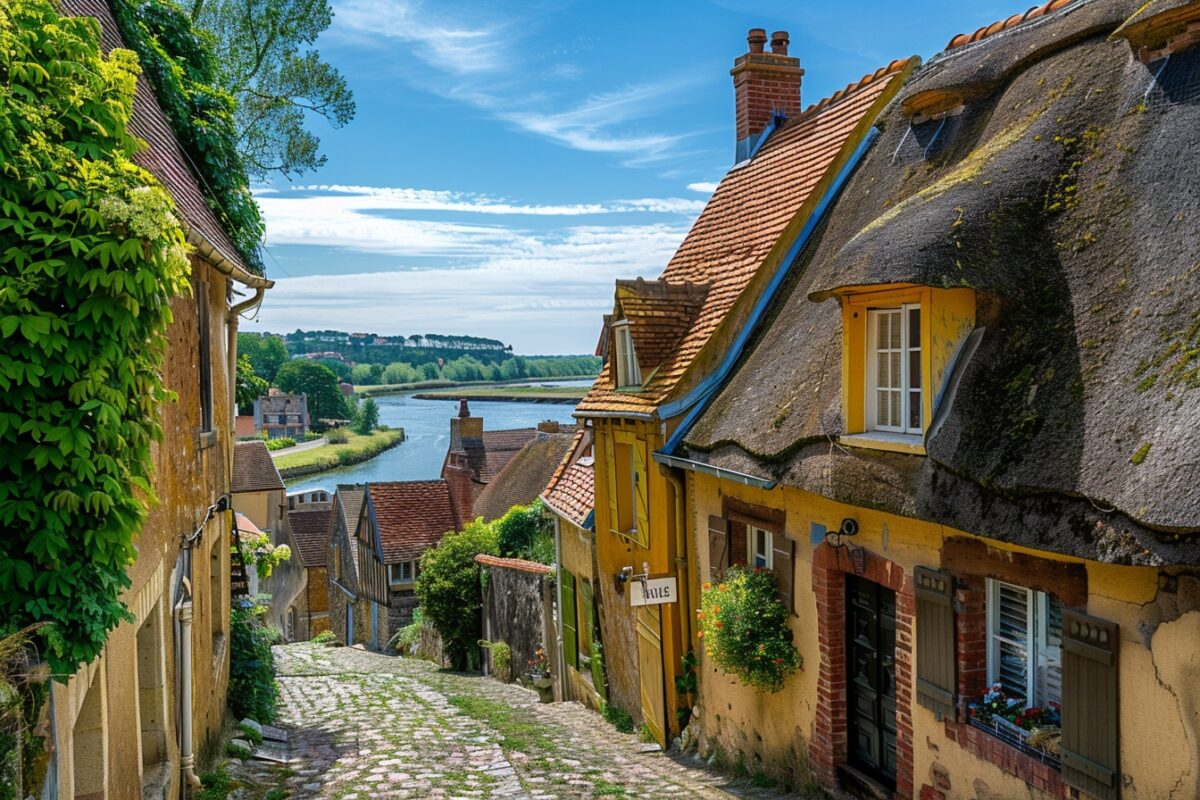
left=232, top=441, right=285, bottom=494
left=614, top=279, right=710, bottom=378
left=542, top=460, right=594, bottom=530
left=334, top=484, right=367, bottom=577
left=61, top=0, right=261, bottom=281
left=576, top=57, right=913, bottom=416
left=234, top=512, right=263, bottom=539
left=945, top=0, right=1078, bottom=50
left=473, top=434, right=576, bottom=523
left=288, top=508, right=332, bottom=568
left=368, top=480, right=459, bottom=564
left=457, top=427, right=571, bottom=485
left=473, top=554, right=553, bottom=575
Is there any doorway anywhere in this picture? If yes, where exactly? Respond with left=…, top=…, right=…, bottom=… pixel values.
left=846, top=575, right=897, bottom=788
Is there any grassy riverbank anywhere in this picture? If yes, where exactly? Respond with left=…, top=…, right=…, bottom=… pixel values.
left=413, top=385, right=585, bottom=404
left=272, top=429, right=405, bottom=479
left=357, top=375, right=596, bottom=398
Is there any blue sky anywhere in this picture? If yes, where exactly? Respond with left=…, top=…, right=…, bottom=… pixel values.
left=251, top=0, right=1020, bottom=354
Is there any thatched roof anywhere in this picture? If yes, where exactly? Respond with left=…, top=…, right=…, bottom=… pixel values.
left=683, top=0, right=1200, bottom=565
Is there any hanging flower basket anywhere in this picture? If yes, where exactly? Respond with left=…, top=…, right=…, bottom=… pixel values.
left=696, top=567, right=801, bottom=693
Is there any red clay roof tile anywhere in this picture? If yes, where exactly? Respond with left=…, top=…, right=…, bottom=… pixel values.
left=473, top=554, right=553, bottom=575
left=944, top=0, right=1082, bottom=51
left=232, top=441, right=285, bottom=494
left=368, top=481, right=459, bottom=564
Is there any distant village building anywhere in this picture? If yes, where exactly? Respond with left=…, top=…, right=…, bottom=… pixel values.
left=286, top=504, right=333, bottom=639
left=327, top=485, right=391, bottom=649
left=45, top=2, right=274, bottom=797
left=254, top=387, right=309, bottom=439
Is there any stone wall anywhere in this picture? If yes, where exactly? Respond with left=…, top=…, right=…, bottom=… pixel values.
left=481, top=565, right=548, bottom=681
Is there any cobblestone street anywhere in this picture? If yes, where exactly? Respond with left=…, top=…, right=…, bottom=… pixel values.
left=246, top=643, right=789, bottom=799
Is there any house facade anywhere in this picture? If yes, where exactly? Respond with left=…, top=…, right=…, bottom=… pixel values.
left=47, top=2, right=273, bottom=798
left=541, top=431, right=605, bottom=710
left=575, top=30, right=916, bottom=746
left=287, top=505, right=333, bottom=640
left=254, top=388, right=309, bottom=439
left=662, top=2, right=1200, bottom=798
left=327, top=485, right=391, bottom=648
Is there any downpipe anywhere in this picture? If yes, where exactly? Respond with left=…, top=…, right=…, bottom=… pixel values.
left=175, top=590, right=201, bottom=796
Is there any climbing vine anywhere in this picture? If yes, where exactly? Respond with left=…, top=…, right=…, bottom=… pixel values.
left=0, top=0, right=191, bottom=676
left=110, top=0, right=265, bottom=273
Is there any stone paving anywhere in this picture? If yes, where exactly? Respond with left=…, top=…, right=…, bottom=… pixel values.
left=259, top=642, right=792, bottom=799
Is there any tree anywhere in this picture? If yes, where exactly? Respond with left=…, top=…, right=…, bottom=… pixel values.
left=274, top=359, right=347, bottom=427
left=237, top=332, right=289, bottom=382
left=353, top=397, right=379, bottom=435
left=235, top=353, right=269, bottom=413
left=414, top=520, right=498, bottom=670
left=191, top=0, right=354, bottom=179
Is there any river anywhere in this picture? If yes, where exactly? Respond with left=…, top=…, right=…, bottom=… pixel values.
left=285, top=380, right=589, bottom=492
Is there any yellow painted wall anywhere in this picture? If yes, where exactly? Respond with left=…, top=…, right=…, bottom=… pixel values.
left=592, top=417, right=690, bottom=743
left=840, top=285, right=975, bottom=436
left=687, top=470, right=1194, bottom=798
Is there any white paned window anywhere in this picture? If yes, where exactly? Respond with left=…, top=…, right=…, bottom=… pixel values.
left=749, top=526, right=773, bottom=569
left=389, top=561, right=415, bottom=587
left=613, top=322, right=641, bottom=388
left=867, top=305, right=922, bottom=434
left=986, top=579, right=1063, bottom=707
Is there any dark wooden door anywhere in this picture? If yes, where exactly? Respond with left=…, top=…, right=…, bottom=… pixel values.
left=847, top=575, right=897, bottom=787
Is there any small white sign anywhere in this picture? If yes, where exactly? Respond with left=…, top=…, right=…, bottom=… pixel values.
left=630, top=576, right=678, bottom=607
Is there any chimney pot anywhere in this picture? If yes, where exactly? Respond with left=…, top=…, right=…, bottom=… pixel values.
left=458, top=399, right=470, bottom=418
left=747, top=28, right=767, bottom=53
left=770, top=31, right=790, bottom=55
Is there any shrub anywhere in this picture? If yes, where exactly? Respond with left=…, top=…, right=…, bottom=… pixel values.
left=601, top=701, right=634, bottom=734
left=303, top=431, right=322, bottom=442
left=698, top=567, right=801, bottom=693
left=0, top=0, right=192, bottom=676
left=353, top=397, right=379, bottom=435
left=264, top=437, right=296, bottom=451
left=228, top=606, right=278, bottom=723
left=389, top=608, right=425, bottom=654
left=478, top=640, right=512, bottom=682
left=494, top=501, right=553, bottom=563
left=414, top=519, right=498, bottom=670
left=311, top=630, right=335, bottom=646
left=325, top=428, right=350, bottom=444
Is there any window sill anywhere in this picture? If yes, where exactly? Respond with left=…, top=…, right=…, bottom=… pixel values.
left=945, top=718, right=1064, bottom=795
left=838, top=432, right=926, bottom=455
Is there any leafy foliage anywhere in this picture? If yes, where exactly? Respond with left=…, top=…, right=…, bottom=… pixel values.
left=229, top=605, right=278, bottom=723
left=0, top=0, right=192, bottom=676
left=601, top=701, right=634, bottom=734
left=235, top=352, right=268, bottom=412
left=311, top=630, right=335, bottom=645
left=0, top=627, right=50, bottom=800
left=274, top=358, right=348, bottom=427
left=697, top=568, right=801, bottom=693
left=193, top=0, right=354, bottom=179
left=234, top=529, right=290, bottom=581
left=324, top=428, right=349, bottom=445
left=352, top=396, right=379, bottom=435
left=478, top=640, right=512, bottom=682
left=414, top=520, right=499, bottom=670
left=237, top=332, right=290, bottom=382
left=111, top=0, right=265, bottom=272
left=263, top=436, right=296, bottom=451
left=674, top=650, right=697, bottom=729
left=494, top=500, right=553, bottom=564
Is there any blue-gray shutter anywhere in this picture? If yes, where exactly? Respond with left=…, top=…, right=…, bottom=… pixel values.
left=914, top=567, right=956, bottom=718
left=1061, top=610, right=1119, bottom=800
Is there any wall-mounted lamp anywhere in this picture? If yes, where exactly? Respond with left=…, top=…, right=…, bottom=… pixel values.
left=615, top=565, right=634, bottom=594
left=824, top=518, right=866, bottom=574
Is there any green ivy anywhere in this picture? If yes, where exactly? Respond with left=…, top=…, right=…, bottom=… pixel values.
left=0, top=0, right=192, bottom=677
left=110, top=0, right=265, bottom=273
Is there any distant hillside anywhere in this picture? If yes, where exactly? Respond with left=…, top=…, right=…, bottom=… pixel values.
left=278, top=329, right=512, bottom=365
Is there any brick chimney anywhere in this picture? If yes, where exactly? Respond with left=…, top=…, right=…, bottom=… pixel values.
left=731, top=28, right=803, bottom=162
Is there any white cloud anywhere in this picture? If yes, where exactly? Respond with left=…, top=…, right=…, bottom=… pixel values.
left=687, top=181, right=719, bottom=193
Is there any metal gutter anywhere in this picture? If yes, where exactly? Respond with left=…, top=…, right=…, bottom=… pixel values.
left=653, top=452, right=776, bottom=490
left=656, top=126, right=882, bottom=455
left=186, top=228, right=274, bottom=290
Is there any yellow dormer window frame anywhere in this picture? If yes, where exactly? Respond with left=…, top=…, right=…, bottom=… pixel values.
left=613, top=321, right=641, bottom=388
left=838, top=284, right=976, bottom=455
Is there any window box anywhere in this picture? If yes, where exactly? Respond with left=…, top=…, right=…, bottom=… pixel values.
left=967, top=716, right=1061, bottom=770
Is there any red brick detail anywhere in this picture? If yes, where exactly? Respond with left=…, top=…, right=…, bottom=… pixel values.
left=919, top=786, right=946, bottom=800
left=944, top=719, right=1069, bottom=798
left=811, top=544, right=914, bottom=799
left=954, top=576, right=988, bottom=721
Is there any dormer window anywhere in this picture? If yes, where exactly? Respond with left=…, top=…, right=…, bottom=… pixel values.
left=613, top=321, right=641, bottom=388
left=867, top=305, right=922, bottom=434
left=837, top=286, right=976, bottom=454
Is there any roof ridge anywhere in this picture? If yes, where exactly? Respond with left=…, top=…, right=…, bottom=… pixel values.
left=801, top=57, right=914, bottom=115
left=945, top=0, right=1079, bottom=51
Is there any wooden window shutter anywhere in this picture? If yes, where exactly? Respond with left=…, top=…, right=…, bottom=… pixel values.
left=1061, top=610, right=1119, bottom=800
left=603, top=432, right=618, bottom=534
left=914, top=566, right=956, bottom=718
left=633, top=440, right=650, bottom=547
left=560, top=570, right=578, bottom=670
left=730, top=521, right=748, bottom=567
left=771, top=534, right=796, bottom=614
left=707, top=516, right=728, bottom=581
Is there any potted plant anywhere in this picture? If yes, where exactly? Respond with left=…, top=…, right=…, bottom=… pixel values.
left=527, top=647, right=553, bottom=703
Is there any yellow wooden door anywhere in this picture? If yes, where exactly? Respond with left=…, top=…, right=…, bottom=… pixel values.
left=636, top=604, right=666, bottom=746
